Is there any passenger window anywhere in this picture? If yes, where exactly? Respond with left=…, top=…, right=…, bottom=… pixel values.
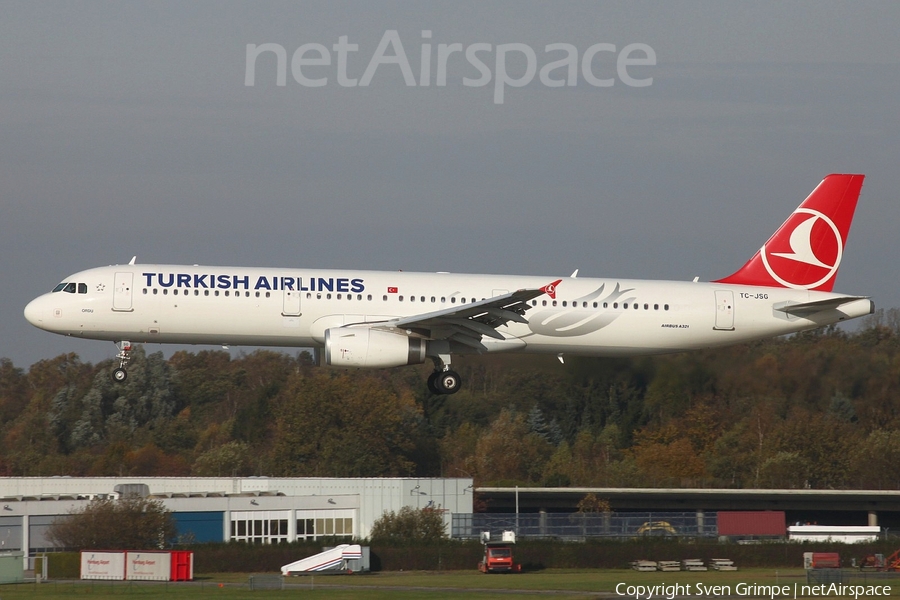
left=153, top=289, right=158, bottom=295
left=143, top=289, right=148, bottom=295
left=204, top=290, right=209, bottom=296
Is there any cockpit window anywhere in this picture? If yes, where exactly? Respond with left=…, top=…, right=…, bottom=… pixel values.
left=52, top=282, right=85, bottom=294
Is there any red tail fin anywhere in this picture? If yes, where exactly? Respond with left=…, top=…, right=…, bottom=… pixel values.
left=714, top=174, right=864, bottom=292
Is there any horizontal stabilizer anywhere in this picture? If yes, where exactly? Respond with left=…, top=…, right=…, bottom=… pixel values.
left=774, top=296, right=871, bottom=316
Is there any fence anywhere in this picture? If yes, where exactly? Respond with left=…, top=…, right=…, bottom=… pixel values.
left=452, top=511, right=718, bottom=540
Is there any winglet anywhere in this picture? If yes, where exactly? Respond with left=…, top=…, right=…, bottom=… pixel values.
left=541, top=279, right=562, bottom=299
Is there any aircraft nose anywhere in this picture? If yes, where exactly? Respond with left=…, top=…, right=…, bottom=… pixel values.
left=24, top=296, right=47, bottom=329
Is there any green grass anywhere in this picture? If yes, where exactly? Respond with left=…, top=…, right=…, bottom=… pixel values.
left=3, top=569, right=899, bottom=599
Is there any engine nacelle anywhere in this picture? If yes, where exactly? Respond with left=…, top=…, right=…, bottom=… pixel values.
left=324, top=328, right=427, bottom=368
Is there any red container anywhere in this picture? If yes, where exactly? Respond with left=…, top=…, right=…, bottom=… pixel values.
left=170, top=551, right=194, bottom=582
left=812, top=553, right=841, bottom=569
left=718, top=511, right=786, bottom=536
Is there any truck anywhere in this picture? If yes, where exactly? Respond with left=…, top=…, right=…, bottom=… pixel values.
left=478, top=531, right=522, bottom=573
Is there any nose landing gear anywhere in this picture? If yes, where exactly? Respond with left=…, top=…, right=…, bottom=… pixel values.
left=112, top=341, right=132, bottom=382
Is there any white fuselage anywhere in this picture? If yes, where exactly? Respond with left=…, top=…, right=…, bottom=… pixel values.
left=24, top=264, right=873, bottom=357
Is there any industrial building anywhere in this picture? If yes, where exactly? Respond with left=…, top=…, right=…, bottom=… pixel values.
left=477, top=486, right=900, bottom=529
left=0, top=477, right=473, bottom=553
left=4, top=477, right=900, bottom=556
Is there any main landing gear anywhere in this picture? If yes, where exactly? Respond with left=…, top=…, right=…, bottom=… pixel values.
left=427, top=355, right=461, bottom=395
left=112, top=341, right=132, bottom=382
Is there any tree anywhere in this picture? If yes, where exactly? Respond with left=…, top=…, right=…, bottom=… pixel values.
left=48, top=495, right=176, bottom=550
left=630, top=424, right=708, bottom=486
left=473, top=408, right=552, bottom=484
left=192, top=441, right=252, bottom=476
left=270, top=372, right=421, bottom=476
left=369, top=506, right=447, bottom=542
left=851, top=430, right=900, bottom=489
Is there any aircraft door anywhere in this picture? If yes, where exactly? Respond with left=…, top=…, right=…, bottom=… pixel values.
left=714, top=290, right=734, bottom=331
left=283, top=287, right=302, bottom=316
left=113, top=272, right=134, bottom=312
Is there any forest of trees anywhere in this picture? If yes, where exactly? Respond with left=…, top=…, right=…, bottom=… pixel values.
left=4, top=308, right=900, bottom=490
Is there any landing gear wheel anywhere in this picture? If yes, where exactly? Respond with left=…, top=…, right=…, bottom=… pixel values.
left=435, top=370, right=461, bottom=395
left=427, top=372, right=440, bottom=395
left=112, top=341, right=133, bottom=383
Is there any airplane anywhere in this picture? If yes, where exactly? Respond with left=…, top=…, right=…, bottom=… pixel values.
left=24, top=174, right=872, bottom=395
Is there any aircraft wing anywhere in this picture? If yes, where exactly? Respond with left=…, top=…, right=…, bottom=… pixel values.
left=364, top=281, right=560, bottom=351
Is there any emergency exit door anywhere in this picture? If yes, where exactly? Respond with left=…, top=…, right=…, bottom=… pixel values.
left=113, top=272, right=134, bottom=312
left=714, top=290, right=734, bottom=331
left=283, top=287, right=302, bottom=316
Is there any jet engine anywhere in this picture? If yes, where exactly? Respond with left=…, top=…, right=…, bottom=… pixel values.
left=324, top=328, right=426, bottom=368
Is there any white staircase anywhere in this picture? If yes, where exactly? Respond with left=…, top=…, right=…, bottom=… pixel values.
left=281, top=544, right=363, bottom=575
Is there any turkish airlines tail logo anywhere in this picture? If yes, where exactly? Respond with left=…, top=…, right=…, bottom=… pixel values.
left=714, top=174, right=864, bottom=292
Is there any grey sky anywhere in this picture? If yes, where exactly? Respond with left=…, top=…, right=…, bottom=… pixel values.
left=3, top=1, right=899, bottom=368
